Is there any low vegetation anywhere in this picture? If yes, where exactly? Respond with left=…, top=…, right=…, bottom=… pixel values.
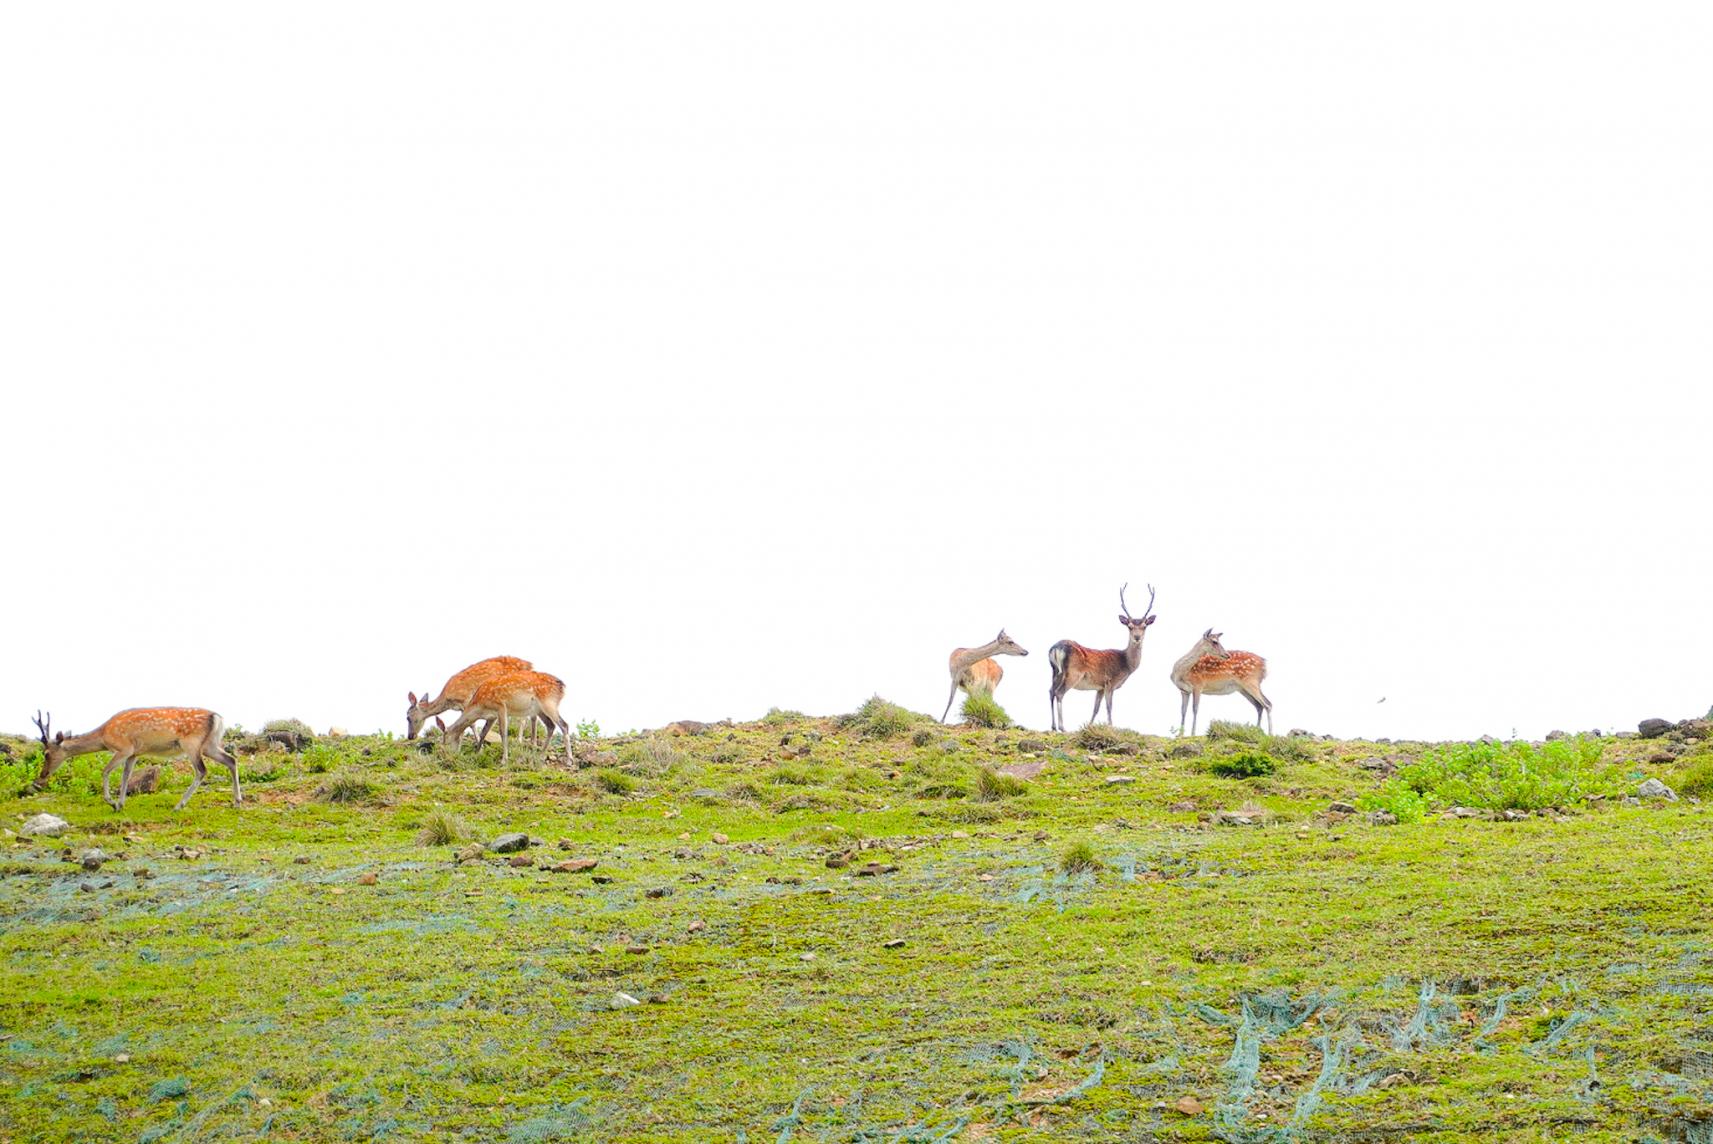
left=958, top=689, right=1012, bottom=729
left=2, top=707, right=1711, bottom=1142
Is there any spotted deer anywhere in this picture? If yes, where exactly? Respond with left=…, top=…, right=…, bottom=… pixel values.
left=407, top=655, right=535, bottom=744
left=1047, top=584, right=1157, bottom=732
left=1170, top=628, right=1272, bottom=735
left=32, top=708, right=241, bottom=812
left=441, top=670, right=573, bottom=765
left=941, top=630, right=1029, bottom=723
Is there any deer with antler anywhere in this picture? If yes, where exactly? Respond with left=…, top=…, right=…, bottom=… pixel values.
left=407, top=655, right=540, bottom=745
left=1171, top=628, right=1273, bottom=735
left=32, top=708, right=241, bottom=812
left=941, top=630, right=1029, bottom=723
left=1047, top=584, right=1157, bottom=732
left=441, top=669, right=574, bottom=765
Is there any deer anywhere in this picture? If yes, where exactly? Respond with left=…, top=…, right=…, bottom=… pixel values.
left=407, top=655, right=538, bottom=745
left=1047, top=584, right=1157, bottom=732
left=441, top=670, right=573, bottom=765
left=941, top=630, right=1029, bottom=723
left=1171, top=628, right=1273, bottom=735
left=32, top=708, right=241, bottom=812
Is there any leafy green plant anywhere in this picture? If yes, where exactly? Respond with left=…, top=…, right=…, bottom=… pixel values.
left=1208, top=751, right=1278, bottom=779
left=1674, top=755, right=1713, bottom=800
left=841, top=696, right=927, bottom=739
left=1357, top=784, right=1428, bottom=824
left=594, top=769, right=637, bottom=795
left=300, top=743, right=340, bottom=774
left=959, top=690, right=1012, bottom=729
left=575, top=719, right=601, bottom=740
left=1393, top=736, right=1621, bottom=810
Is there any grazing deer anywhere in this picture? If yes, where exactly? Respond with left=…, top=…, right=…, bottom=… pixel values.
left=408, top=655, right=535, bottom=744
left=441, top=670, right=573, bottom=765
left=1170, top=628, right=1272, bottom=735
left=1047, top=584, right=1157, bottom=732
left=32, top=708, right=241, bottom=812
left=941, top=630, right=1029, bottom=723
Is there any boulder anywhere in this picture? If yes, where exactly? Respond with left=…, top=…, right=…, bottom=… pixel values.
left=20, top=814, right=69, bottom=838
left=488, top=833, right=530, bottom=854
left=1638, top=718, right=1673, bottom=740
left=1637, top=777, right=1677, bottom=801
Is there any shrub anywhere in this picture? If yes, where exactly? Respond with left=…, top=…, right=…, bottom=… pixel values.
left=770, top=765, right=819, bottom=786
left=960, top=691, right=1012, bottom=729
left=416, top=809, right=469, bottom=846
left=1357, top=784, right=1428, bottom=824
left=315, top=772, right=376, bottom=804
left=1262, top=732, right=1313, bottom=763
left=911, top=729, right=936, bottom=747
left=1208, top=751, right=1279, bottom=779
left=301, top=743, right=340, bottom=774
left=763, top=708, right=806, bottom=726
left=1675, top=756, right=1713, bottom=800
left=1060, top=839, right=1102, bottom=874
left=710, top=743, right=743, bottom=764
left=1206, top=720, right=1264, bottom=745
left=262, top=718, right=316, bottom=751
left=1074, top=724, right=1143, bottom=753
left=1394, top=736, right=1622, bottom=811
left=594, top=769, right=637, bottom=795
left=841, top=696, right=927, bottom=739
left=973, top=767, right=1027, bottom=801
left=575, top=719, right=602, bottom=740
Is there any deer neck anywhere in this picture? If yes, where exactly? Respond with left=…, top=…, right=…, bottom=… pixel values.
left=1122, top=631, right=1148, bottom=675
left=1171, top=641, right=1215, bottom=681
left=951, top=639, right=1005, bottom=674
left=49, top=729, right=106, bottom=762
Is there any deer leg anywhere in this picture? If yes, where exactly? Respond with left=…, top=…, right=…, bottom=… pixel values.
left=206, top=741, right=242, bottom=807
left=101, top=752, right=133, bottom=809
left=499, top=709, right=512, bottom=767
left=443, top=711, right=480, bottom=750
left=176, top=754, right=208, bottom=811
left=1089, top=692, right=1104, bottom=728
left=1178, top=689, right=1191, bottom=735
left=1106, top=691, right=1116, bottom=725
left=113, top=754, right=139, bottom=812
left=943, top=681, right=962, bottom=724
left=1190, top=691, right=1202, bottom=736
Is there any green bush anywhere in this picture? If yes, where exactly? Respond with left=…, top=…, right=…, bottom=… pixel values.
left=959, top=691, right=1012, bottom=729
left=1206, top=720, right=1265, bottom=745
left=1393, top=736, right=1621, bottom=811
left=594, top=769, right=637, bottom=795
left=841, top=695, right=928, bottom=739
left=1074, top=724, right=1142, bottom=753
left=301, top=743, right=340, bottom=774
left=1060, top=839, right=1102, bottom=874
left=973, top=767, right=1027, bottom=801
left=1675, top=756, right=1713, bottom=800
left=416, top=809, right=469, bottom=847
left=1357, top=784, right=1428, bottom=824
left=1207, top=751, right=1278, bottom=779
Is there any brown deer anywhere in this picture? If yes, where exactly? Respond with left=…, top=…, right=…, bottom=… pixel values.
left=941, top=630, right=1029, bottom=723
left=1047, top=584, right=1157, bottom=731
left=32, top=708, right=241, bottom=812
left=408, top=655, right=535, bottom=744
left=1170, top=628, right=1272, bottom=735
left=441, top=670, right=573, bottom=765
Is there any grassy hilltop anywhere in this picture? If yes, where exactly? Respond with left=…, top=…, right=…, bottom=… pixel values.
left=3, top=700, right=1713, bottom=1142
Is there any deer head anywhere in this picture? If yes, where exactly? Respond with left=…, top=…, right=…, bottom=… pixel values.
left=993, top=629, right=1029, bottom=657
left=405, top=690, right=434, bottom=740
left=1118, top=583, right=1158, bottom=640
left=32, top=710, right=67, bottom=789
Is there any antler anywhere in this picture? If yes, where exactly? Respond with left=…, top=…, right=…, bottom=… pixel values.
left=32, top=710, right=51, bottom=745
left=1119, top=583, right=1158, bottom=621
left=1141, top=583, right=1157, bottom=619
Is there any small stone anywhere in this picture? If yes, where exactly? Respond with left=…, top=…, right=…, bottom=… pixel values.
left=1446, top=806, right=1482, bottom=818
left=552, top=858, right=598, bottom=873
left=293, top=855, right=312, bottom=865
left=883, top=938, right=906, bottom=948
left=330, top=887, right=346, bottom=896
left=1500, top=809, right=1530, bottom=822
left=625, top=944, right=650, bottom=955
left=711, top=832, right=730, bottom=845
left=690, top=788, right=720, bottom=800
left=1637, top=777, right=1677, bottom=801
left=1168, top=800, right=1197, bottom=813
left=1327, top=801, right=1356, bottom=814
left=825, top=854, right=850, bottom=869
left=687, top=919, right=706, bottom=933
left=78, top=881, right=95, bottom=893
left=645, top=886, right=673, bottom=899
left=454, top=844, right=485, bottom=864
left=799, top=952, right=816, bottom=961
left=20, top=814, right=69, bottom=839
left=357, top=873, right=378, bottom=885
left=1105, top=775, right=1136, bottom=785
left=1367, top=811, right=1399, bottom=826
left=556, top=838, right=575, bottom=850
left=977, top=873, right=994, bottom=882
left=611, top=992, right=642, bottom=1009
left=1176, top=1096, right=1204, bottom=1116
left=853, top=862, right=899, bottom=877
left=114, top=1053, right=131, bottom=1063
left=489, top=833, right=530, bottom=854
left=80, top=848, right=110, bottom=871
left=508, top=854, right=533, bottom=868
left=133, top=867, right=153, bottom=880
left=592, top=874, right=614, bottom=884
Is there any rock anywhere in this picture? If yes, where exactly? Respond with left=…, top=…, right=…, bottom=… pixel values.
left=1637, top=778, right=1677, bottom=801
left=1176, top=1096, right=1204, bottom=1116
left=995, top=760, right=1046, bottom=781
left=853, top=862, right=900, bottom=876
left=1367, top=811, right=1399, bottom=826
left=507, top=854, right=533, bottom=868
left=1017, top=739, right=1047, bottom=753
left=689, top=788, right=720, bottom=801
left=625, top=944, right=650, bottom=955
left=825, top=854, right=850, bottom=869
left=883, top=938, right=906, bottom=948
left=687, top=919, right=706, bottom=933
left=556, top=838, right=576, bottom=851
left=1545, top=730, right=1567, bottom=741
left=357, top=872, right=378, bottom=885
left=1214, top=810, right=1261, bottom=826
left=711, top=832, right=730, bottom=845
left=1500, top=809, right=1530, bottom=822
left=293, top=855, right=312, bottom=865
left=489, top=833, right=530, bottom=854
left=1327, top=801, right=1356, bottom=814
left=454, top=844, right=485, bottom=864
left=124, top=767, right=160, bottom=796
left=1446, top=806, right=1483, bottom=818
left=552, top=858, right=599, bottom=873
left=1168, top=800, right=1197, bottom=813
left=1287, top=729, right=1316, bottom=738
left=1676, top=719, right=1712, bottom=741
left=1104, top=775, right=1136, bottom=785
left=645, top=886, right=673, bottom=899
left=1169, top=742, right=1203, bottom=759
left=938, top=739, right=960, bottom=753
left=20, top=814, right=69, bottom=838
left=611, top=992, right=642, bottom=1009
left=798, top=952, right=816, bottom=962
left=80, top=848, right=110, bottom=871
left=1638, top=718, right=1673, bottom=739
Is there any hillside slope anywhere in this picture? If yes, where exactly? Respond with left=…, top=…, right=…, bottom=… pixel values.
left=3, top=703, right=1712, bottom=1142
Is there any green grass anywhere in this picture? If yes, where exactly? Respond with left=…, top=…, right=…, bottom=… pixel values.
left=959, top=689, right=1012, bottom=729
left=1, top=720, right=1710, bottom=1142
left=1206, top=750, right=1279, bottom=778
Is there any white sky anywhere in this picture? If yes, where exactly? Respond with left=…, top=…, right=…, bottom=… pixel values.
left=4, top=4, right=1710, bottom=743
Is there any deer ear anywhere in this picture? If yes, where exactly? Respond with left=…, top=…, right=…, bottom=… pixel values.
left=54, top=731, right=64, bottom=743
left=408, top=692, right=417, bottom=705
left=1145, top=615, right=1157, bottom=625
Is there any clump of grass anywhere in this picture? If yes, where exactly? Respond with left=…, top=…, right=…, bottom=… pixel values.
left=911, top=728, right=936, bottom=747
left=262, top=718, right=317, bottom=751
left=763, top=707, right=806, bottom=727
left=1262, top=732, right=1314, bottom=763
left=1674, top=756, right=1713, bottom=800
left=1206, top=720, right=1265, bottom=745
left=959, top=691, right=1012, bottom=729
left=789, top=823, right=861, bottom=847
left=710, top=743, right=743, bottom=764
left=841, top=695, right=928, bottom=739
left=973, top=767, right=1027, bottom=801
left=301, top=743, right=340, bottom=774
left=615, top=737, right=686, bottom=776
left=315, top=772, right=376, bottom=804
left=1357, top=785, right=1427, bottom=824
left=1073, top=724, right=1143, bottom=753
left=724, top=780, right=766, bottom=803
left=594, top=769, right=637, bottom=795
left=1208, top=751, right=1279, bottom=779
left=1060, top=839, right=1102, bottom=874
left=770, top=765, right=819, bottom=786
left=416, top=808, right=469, bottom=847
